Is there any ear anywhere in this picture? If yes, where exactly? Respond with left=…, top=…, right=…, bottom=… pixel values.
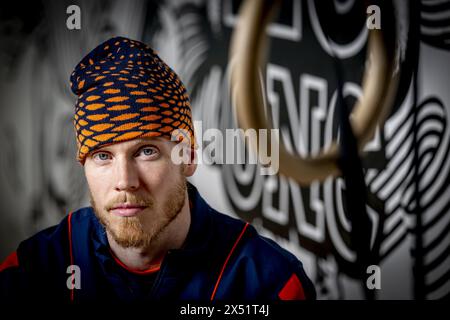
left=183, top=148, right=197, bottom=177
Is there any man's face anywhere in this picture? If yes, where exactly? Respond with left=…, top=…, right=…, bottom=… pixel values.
left=84, top=137, right=195, bottom=249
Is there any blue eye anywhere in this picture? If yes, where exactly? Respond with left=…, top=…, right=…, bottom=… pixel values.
left=141, top=147, right=156, bottom=156
left=94, top=152, right=110, bottom=161
left=138, top=146, right=159, bottom=159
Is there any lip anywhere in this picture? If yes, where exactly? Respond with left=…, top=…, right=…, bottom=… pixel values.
left=110, top=204, right=147, bottom=217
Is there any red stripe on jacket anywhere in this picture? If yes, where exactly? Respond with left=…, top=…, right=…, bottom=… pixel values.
left=0, top=251, right=19, bottom=272
left=278, top=273, right=306, bottom=300
left=210, top=222, right=249, bottom=301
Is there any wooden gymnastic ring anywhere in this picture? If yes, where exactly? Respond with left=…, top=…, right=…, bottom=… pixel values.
left=229, top=0, right=398, bottom=185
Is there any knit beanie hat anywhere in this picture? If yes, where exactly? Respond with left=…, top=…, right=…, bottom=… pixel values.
left=70, top=36, right=195, bottom=163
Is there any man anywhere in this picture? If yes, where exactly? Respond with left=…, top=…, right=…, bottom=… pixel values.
left=0, top=36, right=315, bottom=302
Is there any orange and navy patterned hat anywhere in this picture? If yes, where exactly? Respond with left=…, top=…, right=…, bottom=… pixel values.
left=70, top=36, right=195, bottom=163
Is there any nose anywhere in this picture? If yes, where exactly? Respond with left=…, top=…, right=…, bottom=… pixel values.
left=114, top=157, right=140, bottom=192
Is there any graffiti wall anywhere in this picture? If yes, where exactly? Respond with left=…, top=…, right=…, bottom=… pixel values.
left=0, top=0, right=449, bottom=299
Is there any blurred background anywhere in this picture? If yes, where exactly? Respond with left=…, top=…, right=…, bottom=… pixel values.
left=0, top=0, right=449, bottom=300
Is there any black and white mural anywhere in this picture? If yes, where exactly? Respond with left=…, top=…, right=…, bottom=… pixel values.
left=0, top=0, right=449, bottom=300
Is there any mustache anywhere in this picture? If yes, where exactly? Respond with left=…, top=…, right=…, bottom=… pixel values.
left=104, top=193, right=154, bottom=211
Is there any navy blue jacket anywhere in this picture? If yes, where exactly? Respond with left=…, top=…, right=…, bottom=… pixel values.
left=0, top=184, right=315, bottom=302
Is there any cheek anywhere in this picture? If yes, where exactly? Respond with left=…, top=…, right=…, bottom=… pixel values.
left=138, top=161, right=182, bottom=191
left=84, top=166, right=110, bottom=203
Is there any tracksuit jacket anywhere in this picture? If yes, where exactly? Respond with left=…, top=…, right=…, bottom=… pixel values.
left=0, top=183, right=316, bottom=302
